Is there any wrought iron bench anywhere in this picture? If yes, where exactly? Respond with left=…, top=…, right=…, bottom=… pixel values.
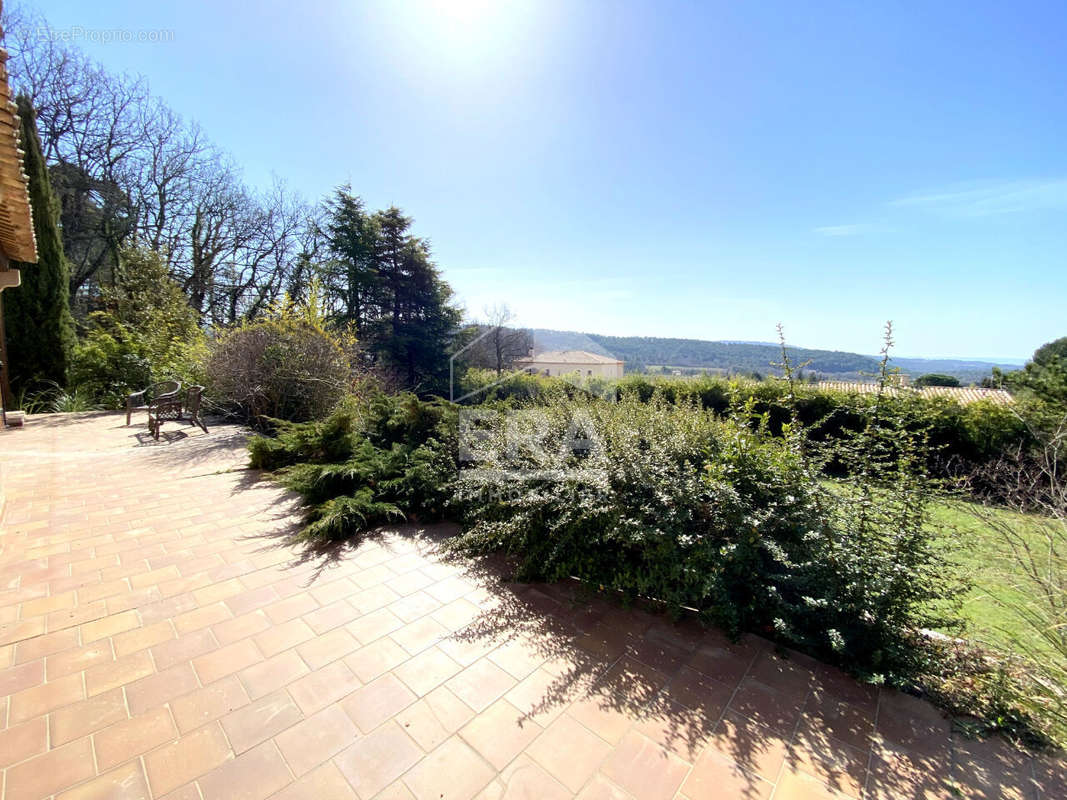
left=148, top=385, right=209, bottom=440
left=126, top=381, right=181, bottom=426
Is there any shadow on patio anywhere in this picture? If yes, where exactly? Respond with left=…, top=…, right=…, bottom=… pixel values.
left=248, top=510, right=1049, bottom=800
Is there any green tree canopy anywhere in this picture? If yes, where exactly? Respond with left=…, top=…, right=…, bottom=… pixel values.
left=318, top=190, right=460, bottom=393
left=1007, top=336, right=1067, bottom=411
left=320, top=187, right=379, bottom=334
left=70, top=245, right=205, bottom=406
left=3, top=95, right=76, bottom=397
left=914, top=373, right=961, bottom=387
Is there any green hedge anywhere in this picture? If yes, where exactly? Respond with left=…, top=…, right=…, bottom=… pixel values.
left=448, top=393, right=960, bottom=682
left=459, top=370, right=1028, bottom=481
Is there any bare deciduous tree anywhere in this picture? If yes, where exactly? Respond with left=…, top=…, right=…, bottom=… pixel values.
left=2, top=5, right=312, bottom=324
left=464, top=304, right=532, bottom=375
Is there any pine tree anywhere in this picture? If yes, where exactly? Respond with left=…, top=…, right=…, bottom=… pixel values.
left=392, top=245, right=461, bottom=391
left=320, top=194, right=460, bottom=392
left=320, top=187, right=379, bottom=335
left=3, top=96, right=76, bottom=395
left=368, top=208, right=459, bottom=391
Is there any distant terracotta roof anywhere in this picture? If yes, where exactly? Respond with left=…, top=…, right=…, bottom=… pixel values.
left=516, top=350, right=623, bottom=365
left=816, top=381, right=1014, bottom=406
left=0, top=43, right=36, bottom=264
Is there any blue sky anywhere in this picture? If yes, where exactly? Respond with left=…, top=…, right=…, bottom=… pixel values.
left=26, top=0, right=1067, bottom=360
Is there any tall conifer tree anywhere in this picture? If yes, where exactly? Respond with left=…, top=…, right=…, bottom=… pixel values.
left=4, top=95, right=76, bottom=394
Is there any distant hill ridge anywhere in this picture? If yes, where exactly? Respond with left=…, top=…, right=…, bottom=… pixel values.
left=528, top=329, right=1020, bottom=382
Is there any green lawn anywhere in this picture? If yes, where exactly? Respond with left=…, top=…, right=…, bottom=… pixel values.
left=928, top=498, right=1060, bottom=656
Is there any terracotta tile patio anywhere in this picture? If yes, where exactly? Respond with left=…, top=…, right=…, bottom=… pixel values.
left=0, top=411, right=1060, bottom=799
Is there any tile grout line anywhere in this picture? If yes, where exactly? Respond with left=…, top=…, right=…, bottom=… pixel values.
left=766, top=671, right=817, bottom=799
left=688, top=645, right=762, bottom=795
left=862, top=688, right=883, bottom=799
left=138, top=754, right=154, bottom=799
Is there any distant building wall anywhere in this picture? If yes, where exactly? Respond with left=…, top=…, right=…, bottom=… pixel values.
left=521, top=360, right=623, bottom=379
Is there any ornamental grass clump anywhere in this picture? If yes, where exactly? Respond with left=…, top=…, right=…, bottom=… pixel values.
left=960, top=416, right=1067, bottom=745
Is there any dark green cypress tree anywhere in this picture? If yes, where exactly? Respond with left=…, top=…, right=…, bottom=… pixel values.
left=4, top=95, right=76, bottom=394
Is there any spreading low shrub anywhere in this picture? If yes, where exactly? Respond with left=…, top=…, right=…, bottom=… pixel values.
left=248, top=393, right=457, bottom=540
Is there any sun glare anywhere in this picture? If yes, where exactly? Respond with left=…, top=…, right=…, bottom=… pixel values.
left=426, top=0, right=497, bottom=25
left=391, top=0, right=547, bottom=70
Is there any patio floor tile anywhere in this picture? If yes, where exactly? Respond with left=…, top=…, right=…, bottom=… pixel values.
left=460, top=697, right=543, bottom=770
left=237, top=648, right=309, bottom=699
left=681, top=745, right=775, bottom=800
left=219, top=688, right=303, bottom=753
left=271, top=761, right=357, bottom=800
left=600, top=729, right=691, bottom=800
left=344, top=636, right=412, bottom=682
left=288, top=659, right=361, bottom=715
left=393, top=684, right=477, bottom=751
left=446, top=657, right=520, bottom=712
left=393, top=644, right=465, bottom=696
left=93, top=706, right=178, bottom=770
left=334, top=720, right=424, bottom=799
left=49, top=687, right=128, bottom=744
left=341, top=671, right=418, bottom=733
left=55, top=760, right=151, bottom=800
left=197, top=739, right=293, bottom=800
left=275, top=703, right=359, bottom=776
left=526, top=711, right=613, bottom=791
left=4, top=737, right=96, bottom=800
left=169, top=674, right=250, bottom=733
left=0, top=716, right=48, bottom=767
left=142, top=722, right=233, bottom=797
left=403, top=736, right=496, bottom=800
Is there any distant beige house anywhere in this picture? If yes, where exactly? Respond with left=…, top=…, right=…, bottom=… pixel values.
left=515, top=350, right=624, bottom=379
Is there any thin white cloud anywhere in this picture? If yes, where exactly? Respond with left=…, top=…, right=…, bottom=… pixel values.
left=813, top=224, right=874, bottom=237
left=890, top=178, right=1067, bottom=217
